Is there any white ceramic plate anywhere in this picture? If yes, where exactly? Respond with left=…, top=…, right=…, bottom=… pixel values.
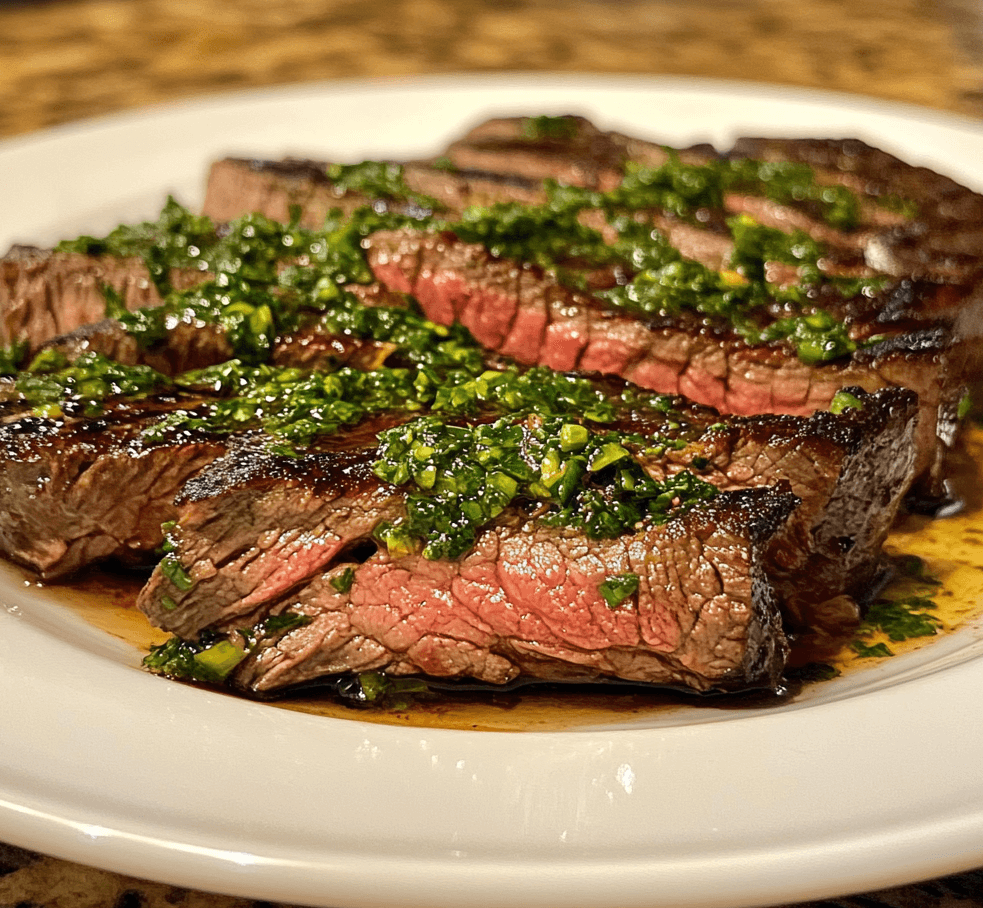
left=2, top=75, right=983, bottom=908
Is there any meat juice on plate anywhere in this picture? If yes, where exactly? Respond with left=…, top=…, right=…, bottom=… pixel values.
left=31, top=423, right=983, bottom=732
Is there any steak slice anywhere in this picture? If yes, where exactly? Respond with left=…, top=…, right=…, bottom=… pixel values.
left=141, top=433, right=798, bottom=695
left=230, top=487, right=796, bottom=695
left=37, top=312, right=400, bottom=377
left=0, top=395, right=226, bottom=578
left=137, top=385, right=915, bottom=670
left=0, top=246, right=202, bottom=353
left=364, top=227, right=960, bottom=502
left=203, top=156, right=548, bottom=228
left=728, top=136, right=983, bottom=286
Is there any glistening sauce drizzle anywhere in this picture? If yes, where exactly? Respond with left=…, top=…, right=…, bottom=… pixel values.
left=33, top=425, right=983, bottom=732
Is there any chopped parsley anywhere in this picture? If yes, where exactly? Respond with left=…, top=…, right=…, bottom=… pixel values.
left=144, top=612, right=312, bottom=682
left=326, top=161, right=440, bottom=211
left=850, top=556, right=943, bottom=659
left=372, top=415, right=718, bottom=560
left=14, top=350, right=171, bottom=418
left=599, top=573, right=640, bottom=609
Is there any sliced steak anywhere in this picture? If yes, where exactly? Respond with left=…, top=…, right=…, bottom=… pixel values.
left=203, top=157, right=547, bottom=228
left=137, top=385, right=915, bottom=660
left=143, top=441, right=797, bottom=694
left=0, top=246, right=201, bottom=352
left=38, top=312, right=400, bottom=376
left=0, top=395, right=226, bottom=578
left=641, top=387, right=917, bottom=634
left=232, top=487, right=796, bottom=695
left=441, top=114, right=716, bottom=189
left=364, top=227, right=959, bottom=501
left=728, top=136, right=983, bottom=285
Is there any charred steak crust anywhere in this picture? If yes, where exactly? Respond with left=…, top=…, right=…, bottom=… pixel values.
left=0, top=397, right=227, bottom=578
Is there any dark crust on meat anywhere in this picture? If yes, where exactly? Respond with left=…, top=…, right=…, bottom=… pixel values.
left=176, top=436, right=388, bottom=504
left=0, top=396, right=227, bottom=578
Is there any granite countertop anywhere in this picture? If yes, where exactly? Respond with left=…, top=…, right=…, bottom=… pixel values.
left=1, top=1, right=983, bottom=907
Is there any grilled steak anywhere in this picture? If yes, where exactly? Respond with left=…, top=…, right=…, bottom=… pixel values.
left=0, top=246, right=202, bottom=352
left=0, top=395, right=226, bottom=578
left=36, top=313, right=400, bottom=377
left=195, top=117, right=981, bottom=504
left=139, top=433, right=798, bottom=694
left=231, top=487, right=796, bottom=695
left=134, top=385, right=915, bottom=695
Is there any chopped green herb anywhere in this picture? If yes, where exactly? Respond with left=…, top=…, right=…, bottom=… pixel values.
left=160, top=553, right=195, bottom=592
left=788, top=662, right=840, bottom=683
left=862, top=597, right=942, bottom=642
left=326, top=161, right=440, bottom=211
left=56, top=196, right=215, bottom=294
left=13, top=351, right=171, bottom=417
left=851, top=640, right=893, bottom=659
left=958, top=391, right=973, bottom=421
left=829, top=390, right=865, bottom=415
left=521, top=115, right=579, bottom=141
left=0, top=340, right=28, bottom=376
left=354, top=671, right=431, bottom=709
left=599, top=573, right=640, bottom=609
left=330, top=566, right=356, bottom=594
left=144, top=611, right=312, bottom=682
left=372, top=415, right=718, bottom=560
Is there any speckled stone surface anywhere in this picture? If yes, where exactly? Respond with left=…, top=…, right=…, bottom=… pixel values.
left=1, top=1, right=983, bottom=906
left=0, top=0, right=982, bottom=139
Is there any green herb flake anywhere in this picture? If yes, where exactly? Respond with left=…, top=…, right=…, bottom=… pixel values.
left=851, top=640, right=894, bottom=659
left=144, top=612, right=312, bottom=683
left=13, top=351, right=171, bottom=417
left=829, top=390, right=865, bottom=415
left=192, top=640, right=247, bottom=682
left=521, top=115, right=579, bottom=141
left=330, top=567, right=356, bottom=594
left=861, top=597, right=942, bottom=643
left=160, top=553, right=195, bottom=592
left=598, top=573, right=640, bottom=609
left=958, top=391, right=973, bottom=421
left=326, top=161, right=439, bottom=211
left=0, top=340, right=28, bottom=376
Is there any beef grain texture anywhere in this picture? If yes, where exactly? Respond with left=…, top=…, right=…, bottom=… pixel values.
left=0, top=246, right=202, bottom=353
left=230, top=487, right=799, bottom=694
